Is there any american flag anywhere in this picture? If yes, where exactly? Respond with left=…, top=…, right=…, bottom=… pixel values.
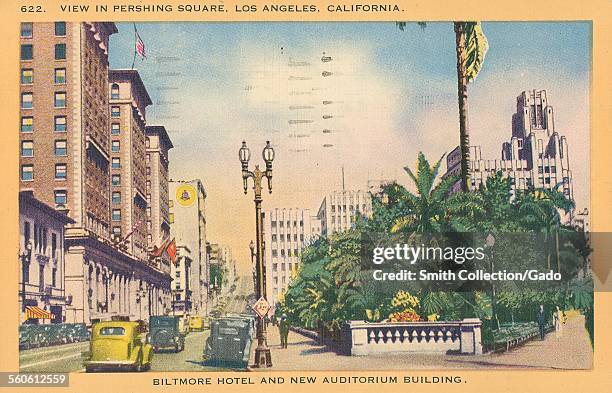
left=135, top=33, right=146, bottom=59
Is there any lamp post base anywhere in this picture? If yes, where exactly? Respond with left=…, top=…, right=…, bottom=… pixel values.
left=253, top=346, right=272, bottom=368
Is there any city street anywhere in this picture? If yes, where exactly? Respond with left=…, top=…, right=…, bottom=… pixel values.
left=19, top=276, right=253, bottom=373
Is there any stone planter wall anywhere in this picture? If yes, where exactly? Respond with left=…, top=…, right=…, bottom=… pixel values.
left=341, top=318, right=483, bottom=356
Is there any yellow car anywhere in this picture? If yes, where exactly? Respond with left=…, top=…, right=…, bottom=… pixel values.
left=83, top=321, right=153, bottom=372
left=189, top=316, right=204, bottom=332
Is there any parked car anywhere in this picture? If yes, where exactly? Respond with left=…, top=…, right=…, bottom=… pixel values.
left=202, top=316, right=211, bottom=330
left=83, top=321, right=152, bottom=372
left=19, top=323, right=89, bottom=350
left=203, top=316, right=255, bottom=368
left=189, top=316, right=204, bottom=332
left=149, top=316, right=185, bottom=352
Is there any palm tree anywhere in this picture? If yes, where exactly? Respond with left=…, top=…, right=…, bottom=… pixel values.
left=389, top=152, right=458, bottom=233
left=398, top=22, right=488, bottom=191
left=389, top=152, right=483, bottom=234
left=517, top=187, right=575, bottom=271
left=281, top=231, right=364, bottom=338
left=454, top=22, right=488, bottom=191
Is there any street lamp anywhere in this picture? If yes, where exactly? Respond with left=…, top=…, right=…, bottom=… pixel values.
left=249, top=240, right=255, bottom=258
left=249, top=241, right=257, bottom=289
left=485, top=233, right=500, bottom=330
left=20, top=241, right=33, bottom=313
left=239, top=140, right=274, bottom=368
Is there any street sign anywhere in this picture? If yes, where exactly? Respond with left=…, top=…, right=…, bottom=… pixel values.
left=252, top=297, right=270, bottom=319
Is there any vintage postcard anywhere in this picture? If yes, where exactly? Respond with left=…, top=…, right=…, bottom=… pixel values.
left=0, top=0, right=610, bottom=392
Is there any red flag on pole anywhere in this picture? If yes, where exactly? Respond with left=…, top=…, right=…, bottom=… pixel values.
left=166, top=238, right=177, bottom=265
left=136, top=32, right=146, bottom=59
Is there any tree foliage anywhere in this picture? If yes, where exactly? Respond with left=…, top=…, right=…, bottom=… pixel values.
left=280, top=153, right=592, bottom=346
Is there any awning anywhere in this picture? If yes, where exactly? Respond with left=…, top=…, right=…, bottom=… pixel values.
left=25, top=306, right=53, bottom=320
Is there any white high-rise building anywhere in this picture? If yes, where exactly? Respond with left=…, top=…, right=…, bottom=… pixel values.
left=317, top=190, right=372, bottom=237
left=263, top=208, right=320, bottom=307
left=168, top=180, right=207, bottom=316
left=445, top=90, right=574, bottom=202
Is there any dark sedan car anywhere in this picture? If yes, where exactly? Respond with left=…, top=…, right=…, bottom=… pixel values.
left=149, top=316, right=185, bottom=352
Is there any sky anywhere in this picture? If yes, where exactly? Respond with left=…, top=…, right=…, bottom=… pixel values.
left=108, top=22, right=591, bottom=273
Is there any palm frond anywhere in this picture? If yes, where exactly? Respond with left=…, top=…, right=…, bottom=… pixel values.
left=462, top=22, right=488, bottom=83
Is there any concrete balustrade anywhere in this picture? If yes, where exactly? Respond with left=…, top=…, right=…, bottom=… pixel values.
left=343, top=318, right=483, bottom=356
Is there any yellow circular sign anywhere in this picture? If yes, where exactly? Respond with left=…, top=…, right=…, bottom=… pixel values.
left=175, top=184, right=196, bottom=207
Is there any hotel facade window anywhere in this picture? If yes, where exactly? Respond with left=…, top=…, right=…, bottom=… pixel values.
left=21, top=165, right=33, bottom=181
left=111, top=123, right=120, bottom=135
left=55, top=43, right=66, bottom=60
left=111, top=140, right=120, bottom=152
left=112, top=192, right=121, bottom=204
left=21, top=141, right=33, bottom=157
left=55, top=164, right=67, bottom=180
left=112, top=209, right=121, bottom=221
left=21, top=69, right=33, bottom=84
left=111, top=83, right=119, bottom=99
left=54, top=68, right=66, bottom=84
left=54, top=140, right=67, bottom=156
left=21, top=117, right=33, bottom=132
left=54, top=116, right=66, bottom=132
left=54, top=92, right=66, bottom=108
left=55, top=22, right=66, bottom=36
left=21, top=92, right=33, bottom=109
left=54, top=190, right=67, bottom=206
left=112, top=174, right=120, bottom=186
left=20, top=22, right=33, bottom=38
left=112, top=157, right=120, bottom=169
left=111, top=106, right=120, bottom=117
left=21, top=44, right=33, bottom=60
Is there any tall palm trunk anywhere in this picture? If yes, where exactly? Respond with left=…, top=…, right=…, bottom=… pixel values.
left=454, top=22, right=470, bottom=192
left=555, top=230, right=561, bottom=273
left=545, top=232, right=551, bottom=270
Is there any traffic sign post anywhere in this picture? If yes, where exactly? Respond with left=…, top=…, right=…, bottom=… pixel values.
left=252, top=297, right=270, bottom=319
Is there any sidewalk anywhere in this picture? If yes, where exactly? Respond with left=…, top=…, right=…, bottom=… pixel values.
left=252, top=316, right=592, bottom=371
left=450, top=315, right=592, bottom=369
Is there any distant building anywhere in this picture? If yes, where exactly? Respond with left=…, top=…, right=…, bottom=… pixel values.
left=145, top=125, right=173, bottom=272
left=171, top=245, right=193, bottom=314
left=445, top=90, right=574, bottom=201
left=169, top=180, right=207, bottom=315
left=207, top=243, right=220, bottom=290
left=443, top=146, right=463, bottom=194
left=263, top=208, right=321, bottom=307
left=317, top=190, right=372, bottom=237
left=207, top=243, right=230, bottom=288
left=19, top=192, right=74, bottom=324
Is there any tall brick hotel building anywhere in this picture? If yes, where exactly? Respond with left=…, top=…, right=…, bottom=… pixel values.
left=19, top=22, right=172, bottom=324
